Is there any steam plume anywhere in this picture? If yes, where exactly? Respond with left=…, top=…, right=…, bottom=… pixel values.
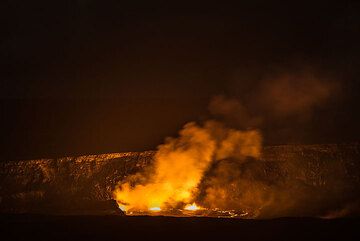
left=114, top=121, right=261, bottom=212
left=113, top=70, right=351, bottom=218
left=208, top=95, right=262, bottom=128
left=257, top=72, right=337, bottom=118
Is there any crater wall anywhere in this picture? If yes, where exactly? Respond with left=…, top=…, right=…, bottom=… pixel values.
left=0, top=145, right=359, bottom=216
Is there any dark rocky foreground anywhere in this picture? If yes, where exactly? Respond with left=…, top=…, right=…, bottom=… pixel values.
left=0, top=214, right=359, bottom=241
left=0, top=144, right=359, bottom=216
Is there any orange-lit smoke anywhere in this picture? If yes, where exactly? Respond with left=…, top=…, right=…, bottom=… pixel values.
left=114, top=71, right=348, bottom=217
left=257, top=73, right=337, bottom=118
left=113, top=120, right=262, bottom=212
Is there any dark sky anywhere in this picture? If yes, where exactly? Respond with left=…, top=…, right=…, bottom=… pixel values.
left=1, top=0, right=360, bottom=160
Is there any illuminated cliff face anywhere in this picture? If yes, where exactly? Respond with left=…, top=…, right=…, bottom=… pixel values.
left=0, top=152, right=154, bottom=215
left=0, top=144, right=359, bottom=217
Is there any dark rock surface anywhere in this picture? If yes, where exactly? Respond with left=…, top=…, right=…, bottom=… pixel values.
left=0, top=152, right=154, bottom=215
left=0, top=145, right=359, bottom=216
left=1, top=215, right=359, bottom=241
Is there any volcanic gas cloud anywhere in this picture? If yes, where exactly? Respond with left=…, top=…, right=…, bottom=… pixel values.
left=113, top=72, right=358, bottom=218
left=114, top=120, right=261, bottom=216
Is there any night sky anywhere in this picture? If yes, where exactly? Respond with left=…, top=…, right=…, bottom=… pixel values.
left=1, top=1, right=360, bottom=160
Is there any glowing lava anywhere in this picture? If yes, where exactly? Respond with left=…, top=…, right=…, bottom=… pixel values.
left=118, top=204, right=126, bottom=212
left=184, top=203, right=203, bottom=211
left=149, top=207, right=161, bottom=211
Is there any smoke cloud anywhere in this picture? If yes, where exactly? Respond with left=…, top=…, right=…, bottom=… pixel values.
left=210, top=71, right=338, bottom=128
left=198, top=151, right=360, bottom=218
left=208, top=95, right=262, bottom=129
left=256, top=72, right=338, bottom=118
left=113, top=70, right=352, bottom=218
left=114, top=121, right=262, bottom=212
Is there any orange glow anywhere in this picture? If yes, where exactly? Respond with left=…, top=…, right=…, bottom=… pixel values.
left=118, top=204, right=126, bottom=212
left=113, top=121, right=262, bottom=215
left=149, top=207, right=161, bottom=211
left=184, top=203, right=203, bottom=211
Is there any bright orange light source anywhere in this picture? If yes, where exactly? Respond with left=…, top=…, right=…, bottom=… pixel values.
left=149, top=207, right=161, bottom=211
left=184, top=203, right=203, bottom=211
